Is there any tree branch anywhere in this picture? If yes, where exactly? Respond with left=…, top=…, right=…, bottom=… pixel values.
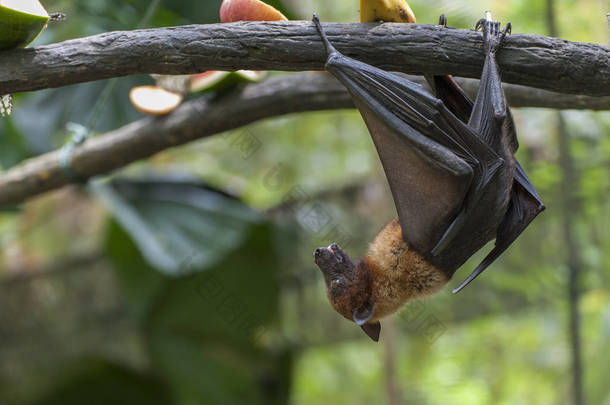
left=0, top=72, right=608, bottom=207
left=1, top=21, right=608, bottom=96
left=409, top=75, right=610, bottom=110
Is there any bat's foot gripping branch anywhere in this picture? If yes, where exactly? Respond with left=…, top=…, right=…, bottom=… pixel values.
left=475, top=13, right=512, bottom=54
left=312, top=14, right=339, bottom=60
left=438, top=14, right=448, bottom=27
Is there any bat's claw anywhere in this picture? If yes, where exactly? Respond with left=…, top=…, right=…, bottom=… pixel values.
left=475, top=18, right=486, bottom=32
left=312, top=13, right=339, bottom=60
left=475, top=13, right=512, bottom=54
left=438, top=14, right=448, bottom=27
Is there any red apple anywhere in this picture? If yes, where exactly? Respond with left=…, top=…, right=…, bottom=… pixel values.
left=220, top=0, right=287, bottom=23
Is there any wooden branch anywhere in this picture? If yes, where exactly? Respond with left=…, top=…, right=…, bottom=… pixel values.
left=406, top=75, right=610, bottom=110
left=1, top=21, right=608, bottom=96
left=0, top=72, right=607, bottom=207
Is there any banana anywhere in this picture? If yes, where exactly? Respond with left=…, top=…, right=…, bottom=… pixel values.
left=360, top=0, right=416, bottom=23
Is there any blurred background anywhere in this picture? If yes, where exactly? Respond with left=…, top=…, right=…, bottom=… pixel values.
left=0, top=0, right=609, bottom=404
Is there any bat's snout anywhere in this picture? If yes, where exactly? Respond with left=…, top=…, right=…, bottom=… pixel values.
left=313, top=243, right=355, bottom=278
left=314, top=243, right=345, bottom=263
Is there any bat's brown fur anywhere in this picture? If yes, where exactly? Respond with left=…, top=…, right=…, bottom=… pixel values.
left=326, top=218, right=448, bottom=323
left=364, top=218, right=449, bottom=320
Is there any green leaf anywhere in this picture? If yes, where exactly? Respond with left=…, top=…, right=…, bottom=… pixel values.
left=104, top=219, right=169, bottom=322
left=96, top=178, right=261, bottom=276
left=105, top=196, right=293, bottom=405
left=144, top=223, right=289, bottom=405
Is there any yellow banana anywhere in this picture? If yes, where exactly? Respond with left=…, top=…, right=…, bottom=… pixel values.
left=360, top=0, right=416, bottom=23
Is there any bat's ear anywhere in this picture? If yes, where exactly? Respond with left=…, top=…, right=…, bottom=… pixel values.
left=360, top=321, right=381, bottom=342
left=353, top=301, right=376, bottom=325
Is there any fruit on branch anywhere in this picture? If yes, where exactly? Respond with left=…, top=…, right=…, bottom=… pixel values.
left=219, top=0, right=287, bottom=22
left=128, top=0, right=281, bottom=114
left=190, top=70, right=265, bottom=93
left=0, top=0, right=50, bottom=49
left=195, top=0, right=283, bottom=92
left=359, top=0, right=416, bottom=23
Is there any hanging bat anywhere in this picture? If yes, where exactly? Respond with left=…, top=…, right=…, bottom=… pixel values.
left=312, top=13, right=545, bottom=341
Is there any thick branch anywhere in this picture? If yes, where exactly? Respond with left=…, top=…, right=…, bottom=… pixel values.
left=1, top=21, right=608, bottom=96
left=0, top=72, right=608, bottom=207
left=408, top=75, right=610, bottom=110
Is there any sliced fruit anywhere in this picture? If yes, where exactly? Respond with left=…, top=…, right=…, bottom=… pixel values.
left=220, top=0, right=287, bottom=23
left=360, top=0, right=416, bottom=23
left=0, top=0, right=49, bottom=50
left=190, top=71, right=229, bottom=92
left=129, top=86, right=183, bottom=115
left=190, top=70, right=266, bottom=93
left=235, top=70, right=266, bottom=81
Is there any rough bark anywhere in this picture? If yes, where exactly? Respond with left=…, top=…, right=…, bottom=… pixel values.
left=0, top=21, right=608, bottom=96
left=414, top=75, right=610, bottom=110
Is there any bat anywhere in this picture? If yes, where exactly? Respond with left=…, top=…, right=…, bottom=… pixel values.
left=312, top=13, right=545, bottom=341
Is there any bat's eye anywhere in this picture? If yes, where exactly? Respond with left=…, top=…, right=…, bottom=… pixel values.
left=330, top=278, right=342, bottom=289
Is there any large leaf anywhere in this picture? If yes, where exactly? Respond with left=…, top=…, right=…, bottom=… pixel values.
left=105, top=194, right=293, bottom=405
left=144, top=223, right=290, bottom=405
left=95, top=178, right=261, bottom=276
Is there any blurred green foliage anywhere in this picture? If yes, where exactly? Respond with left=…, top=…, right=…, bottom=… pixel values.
left=105, top=196, right=291, bottom=405
left=30, top=357, right=173, bottom=405
left=0, top=0, right=608, bottom=404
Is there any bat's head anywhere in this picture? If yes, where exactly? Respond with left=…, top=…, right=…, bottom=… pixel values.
left=314, top=243, right=379, bottom=340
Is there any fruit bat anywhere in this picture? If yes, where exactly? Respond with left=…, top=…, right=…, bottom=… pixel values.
left=312, top=13, right=545, bottom=341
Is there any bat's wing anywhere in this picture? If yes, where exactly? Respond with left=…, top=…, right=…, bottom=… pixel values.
left=450, top=19, right=544, bottom=291
left=426, top=74, right=473, bottom=124
left=424, top=14, right=474, bottom=125
left=453, top=162, right=545, bottom=292
left=467, top=20, right=519, bottom=155
left=312, top=15, right=502, bottom=255
left=426, top=22, right=519, bottom=257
